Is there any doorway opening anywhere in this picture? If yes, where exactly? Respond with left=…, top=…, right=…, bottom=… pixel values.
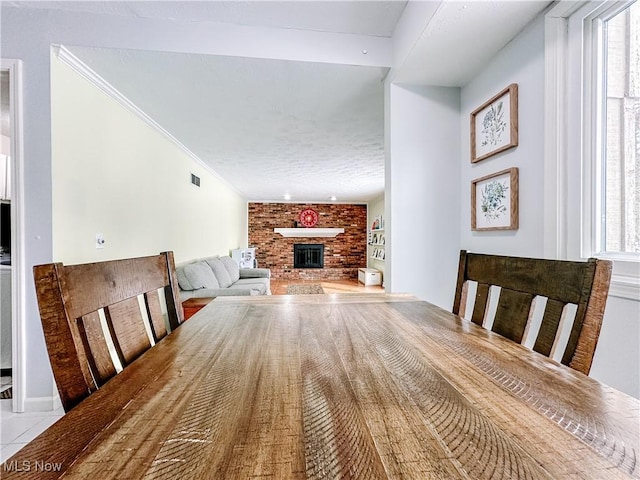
left=1, top=59, right=24, bottom=412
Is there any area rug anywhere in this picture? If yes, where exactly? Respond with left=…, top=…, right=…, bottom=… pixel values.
left=287, top=284, right=325, bottom=295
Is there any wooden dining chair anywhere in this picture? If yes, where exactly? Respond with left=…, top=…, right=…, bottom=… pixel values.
left=33, top=251, right=183, bottom=411
left=453, top=250, right=612, bottom=375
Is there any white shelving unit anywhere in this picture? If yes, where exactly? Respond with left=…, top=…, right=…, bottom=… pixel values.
left=368, top=215, right=385, bottom=261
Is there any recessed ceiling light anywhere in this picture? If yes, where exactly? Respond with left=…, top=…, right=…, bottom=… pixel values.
left=362, top=49, right=368, bottom=55
left=330, top=196, right=337, bottom=201
left=284, top=194, right=291, bottom=200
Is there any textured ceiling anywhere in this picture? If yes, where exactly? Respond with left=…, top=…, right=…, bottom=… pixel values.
left=67, top=47, right=387, bottom=202
left=10, top=1, right=551, bottom=203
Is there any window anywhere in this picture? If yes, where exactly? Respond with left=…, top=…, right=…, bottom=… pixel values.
left=599, top=1, right=640, bottom=256
left=545, top=0, right=640, bottom=300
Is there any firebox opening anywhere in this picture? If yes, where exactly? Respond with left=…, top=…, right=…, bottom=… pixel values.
left=294, top=244, right=324, bottom=269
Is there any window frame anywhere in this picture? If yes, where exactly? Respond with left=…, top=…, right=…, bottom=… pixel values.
left=544, top=0, right=640, bottom=300
left=589, top=1, right=639, bottom=259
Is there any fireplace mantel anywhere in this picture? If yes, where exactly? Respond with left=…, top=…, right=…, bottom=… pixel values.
left=274, top=228, right=345, bottom=238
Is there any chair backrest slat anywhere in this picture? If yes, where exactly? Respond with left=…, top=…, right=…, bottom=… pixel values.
left=471, top=283, right=490, bottom=326
left=492, top=288, right=534, bottom=342
left=533, top=298, right=564, bottom=356
left=104, top=297, right=151, bottom=366
left=453, top=250, right=612, bottom=375
left=34, top=251, right=183, bottom=412
left=78, top=311, right=117, bottom=386
left=145, top=290, right=168, bottom=342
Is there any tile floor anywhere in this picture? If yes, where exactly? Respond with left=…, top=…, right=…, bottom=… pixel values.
left=0, top=278, right=383, bottom=463
left=0, top=396, right=65, bottom=462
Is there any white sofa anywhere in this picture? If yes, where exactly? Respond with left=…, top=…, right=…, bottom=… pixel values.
left=176, top=255, right=271, bottom=301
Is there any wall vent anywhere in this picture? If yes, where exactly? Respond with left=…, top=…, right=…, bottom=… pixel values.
left=191, top=173, right=200, bottom=187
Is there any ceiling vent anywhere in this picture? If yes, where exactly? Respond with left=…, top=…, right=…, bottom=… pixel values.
left=190, top=173, right=200, bottom=187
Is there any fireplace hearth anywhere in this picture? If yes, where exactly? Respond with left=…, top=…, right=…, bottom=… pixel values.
left=294, top=244, right=324, bottom=269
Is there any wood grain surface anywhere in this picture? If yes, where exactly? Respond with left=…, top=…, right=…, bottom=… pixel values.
left=33, top=252, right=183, bottom=411
left=3, top=294, right=638, bottom=479
left=452, top=251, right=612, bottom=375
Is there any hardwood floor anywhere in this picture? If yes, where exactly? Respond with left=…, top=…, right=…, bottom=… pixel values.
left=270, top=278, right=384, bottom=295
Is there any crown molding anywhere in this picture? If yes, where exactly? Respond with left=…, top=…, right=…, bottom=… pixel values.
left=53, top=45, right=244, bottom=198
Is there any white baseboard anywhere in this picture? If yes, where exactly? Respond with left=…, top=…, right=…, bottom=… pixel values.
left=22, top=394, right=62, bottom=413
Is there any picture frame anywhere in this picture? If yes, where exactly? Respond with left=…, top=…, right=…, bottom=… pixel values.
left=471, top=167, right=519, bottom=231
left=470, top=84, right=518, bottom=163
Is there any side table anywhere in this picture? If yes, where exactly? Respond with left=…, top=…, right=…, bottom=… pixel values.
left=182, top=297, right=213, bottom=320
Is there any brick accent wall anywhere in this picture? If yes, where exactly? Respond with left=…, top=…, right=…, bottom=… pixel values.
left=248, top=203, right=367, bottom=280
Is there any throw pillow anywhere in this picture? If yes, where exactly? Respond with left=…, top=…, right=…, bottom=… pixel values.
left=176, top=266, right=194, bottom=291
left=220, top=256, right=240, bottom=283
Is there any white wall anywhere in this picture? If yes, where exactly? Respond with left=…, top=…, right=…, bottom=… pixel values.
left=460, top=14, right=545, bottom=257
left=385, top=83, right=461, bottom=309
left=590, top=297, right=640, bottom=396
left=459, top=12, right=639, bottom=398
left=51, top=54, right=246, bottom=265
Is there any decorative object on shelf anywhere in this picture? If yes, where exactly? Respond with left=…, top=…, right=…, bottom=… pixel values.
left=371, top=215, right=384, bottom=231
left=471, top=83, right=518, bottom=163
left=299, top=208, right=319, bottom=227
left=369, top=233, right=385, bottom=246
left=231, top=248, right=256, bottom=269
left=471, top=167, right=519, bottom=231
left=368, top=214, right=385, bottom=261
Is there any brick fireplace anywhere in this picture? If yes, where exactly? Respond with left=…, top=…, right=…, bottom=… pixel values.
left=248, top=203, right=367, bottom=280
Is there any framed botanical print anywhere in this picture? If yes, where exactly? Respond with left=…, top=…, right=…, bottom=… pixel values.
left=471, top=167, right=519, bottom=231
left=470, top=84, right=518, bottom=163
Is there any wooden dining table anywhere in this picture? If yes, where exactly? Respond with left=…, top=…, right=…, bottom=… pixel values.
left=3, top=293, right=639, bottom=479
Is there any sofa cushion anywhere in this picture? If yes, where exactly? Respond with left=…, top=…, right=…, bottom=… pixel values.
left=176, top=265, right=194, bottom=291
left=239, top=268, right=271, bottom=279
left=220, top=256, right=240, bottom=283
left=189, top=288, right=251, bottom=297
left=203, top=288, right=256, bottom=296
left=205, top=257, right=233, bottom=288
left=225, top=285, right=262, bottom=295
left=232, top=278, right=269, bottom=295
left=182, top=261, right=220, bottom=290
